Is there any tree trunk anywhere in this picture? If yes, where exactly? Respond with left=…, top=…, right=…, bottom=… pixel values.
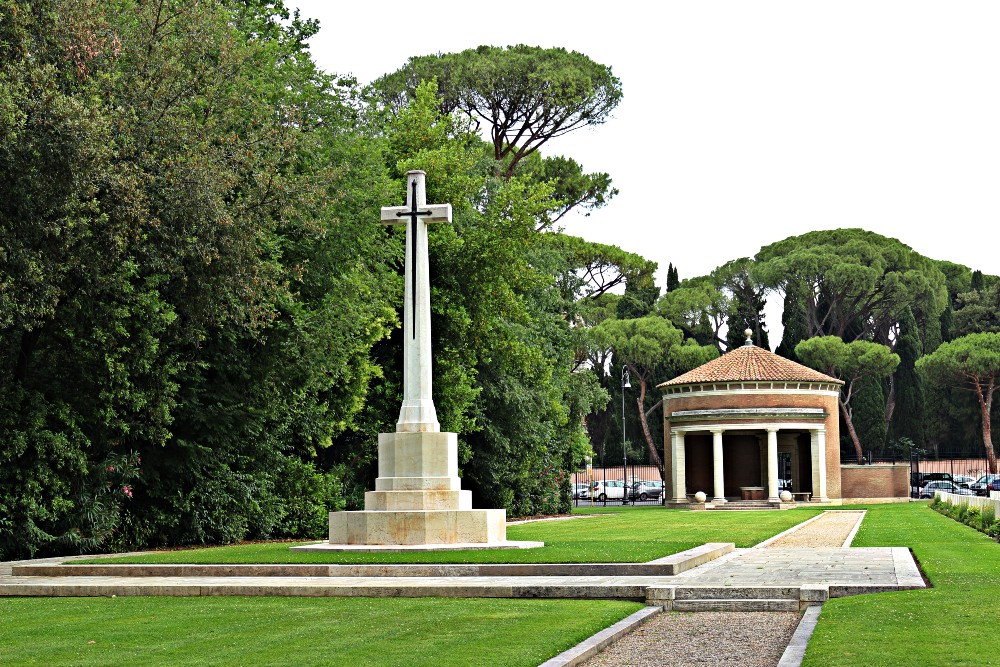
left=840, top=398, right=865, bottom=464
left=974, top=378, right=997, bottom=475
left=631, top=367, right=665, bottom=482
left=884, top=374, right=896, bottom=433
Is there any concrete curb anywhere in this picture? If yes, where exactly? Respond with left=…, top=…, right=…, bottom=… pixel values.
left=776, top=605, right=822, bottom=667
left=840, top=510, right=867, bottom=547
left=538, top=605, right=661, bottom=667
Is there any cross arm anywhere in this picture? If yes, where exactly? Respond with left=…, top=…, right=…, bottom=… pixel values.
left=380, top=204, right=453, bottom=225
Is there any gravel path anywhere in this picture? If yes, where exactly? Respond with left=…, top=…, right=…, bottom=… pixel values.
left=764, top=510, right=864, bottom=548
left=577, top=511, right=866, bottom=666
left=578, top=610, right=801, bottom=667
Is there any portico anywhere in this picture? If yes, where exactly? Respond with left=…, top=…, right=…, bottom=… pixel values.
left=659, top=331, right=844, bottom=507
left=668, top=421, right=829, bottom=504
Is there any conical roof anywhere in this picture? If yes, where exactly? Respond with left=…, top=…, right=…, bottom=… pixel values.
left=658, top=343, right=842, bottom=387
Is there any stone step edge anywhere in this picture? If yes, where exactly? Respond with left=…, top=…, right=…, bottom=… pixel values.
left=0, top=581, right=650, bottom=600
left=670, top=599, right=803, bottom=612
left=538, top=606, right=661, bottom=667
left=647, top=584, right=829, bottom=607
left=12, top=543, right=735, bottom=579
left=644, top=542, right=734, bottom=574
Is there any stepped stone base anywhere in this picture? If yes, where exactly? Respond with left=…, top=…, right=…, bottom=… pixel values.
left=312, top=430, right=542, bottom=551
left=328, top=508, right=507, bottom=546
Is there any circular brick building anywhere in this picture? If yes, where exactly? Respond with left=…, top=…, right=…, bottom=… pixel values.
left=658, top=333, right=843, bottom=506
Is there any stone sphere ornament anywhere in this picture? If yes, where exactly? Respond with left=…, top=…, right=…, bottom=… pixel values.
left=779, top=490, right=792, bottom=502
left=694, top=491, right=707, bottom=503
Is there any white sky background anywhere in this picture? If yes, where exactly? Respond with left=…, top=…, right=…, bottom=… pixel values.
left=293, top=0, right=1000, bottom=342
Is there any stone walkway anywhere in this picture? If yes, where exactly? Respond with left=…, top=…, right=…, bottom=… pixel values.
left=568, top=510, right=891, bottom=667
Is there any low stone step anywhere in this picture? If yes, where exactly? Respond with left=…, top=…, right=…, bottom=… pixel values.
left=673, top=586, right=800, bottom=600
left=672, top=598, right=801, bottom=612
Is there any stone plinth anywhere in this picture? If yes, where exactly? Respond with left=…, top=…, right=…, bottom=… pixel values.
left=329, top=508, right=507, bottom=545
left=312, top=431, right=541, bottom=551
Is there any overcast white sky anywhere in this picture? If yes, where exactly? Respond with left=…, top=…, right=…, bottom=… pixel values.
left=293, top=0, right=999, bottom=292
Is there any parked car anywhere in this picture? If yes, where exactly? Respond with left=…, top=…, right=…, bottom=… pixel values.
left=953, top=475, right=976, bottom=489
left=919, top=480, right=969, bottom=499
left=572, top=483, right=590, bottom=500
left=971, top=474, right=1000, bottom=496
left=911, top=472, right=954, bottom=495
left=987, top=478, right=1000, bottom=495
left=592, top=480, right=627, bottom=501
left=631, top=480, right=663, bottom=501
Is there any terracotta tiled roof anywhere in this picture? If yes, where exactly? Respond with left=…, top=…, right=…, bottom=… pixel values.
left=658, top=344, right=843, bottom=387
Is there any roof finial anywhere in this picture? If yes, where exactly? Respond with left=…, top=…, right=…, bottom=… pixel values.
left=744, top=328, right=753, bottom=347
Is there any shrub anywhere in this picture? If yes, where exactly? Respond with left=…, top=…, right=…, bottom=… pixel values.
left=982, top=505, right=996, bottom=530
left=987, top=520, right=1000, bottom=540
left=957, top=503, right=970, bottom=522
left=965, top=506, right=981, bottom=528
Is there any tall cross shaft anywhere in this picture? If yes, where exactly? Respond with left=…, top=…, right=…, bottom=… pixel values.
left=380, top=171, right=452, bottom=433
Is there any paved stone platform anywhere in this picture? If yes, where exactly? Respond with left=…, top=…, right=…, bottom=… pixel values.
left=0, top=520, right=924, bottom=606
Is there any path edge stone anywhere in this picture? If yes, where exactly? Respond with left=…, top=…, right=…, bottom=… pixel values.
left=776, top=605, right=822, bottom=667
left=537, top=605, right=661, bottom=667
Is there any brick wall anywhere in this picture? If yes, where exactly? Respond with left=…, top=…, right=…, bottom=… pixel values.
left=840, top=464, right=909, bottom=499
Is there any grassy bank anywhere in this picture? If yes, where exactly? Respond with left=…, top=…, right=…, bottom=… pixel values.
left=804, top=503, right=1000, bottom=667
left=0, top=597, right=644, bottom=666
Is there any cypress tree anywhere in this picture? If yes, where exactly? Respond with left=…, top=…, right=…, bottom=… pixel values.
left=776, top=281, right=809, bottom=361
left=693, top=312, right=714, bottom=347
left=666, top=264, right=680, bottom=292
left=971, top=269, right=985, bottom=291
left=890, top=307, right=925, bottom=449
left=853, top=380, right=888, bottom=456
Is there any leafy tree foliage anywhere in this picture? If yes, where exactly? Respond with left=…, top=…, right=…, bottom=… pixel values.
left=917, top=333, right=1000, bottom=473
left=717, top=259, right=770, bottom=350
left=657, top=276, right=728, bottom=350
left=374, top=45, right=622, bottom=179
left=954, top=281, right=1000, bottom=336
left=775, top=280, right=810, bottom=363
left=589, top=316, right=716, bottom=476
left=0, top=0, right=393, bottom=558
left=755, top=229, right=948, bottom=345
left=514, top=153, right=617, bottom=230
left=795, top=337, right=900, bottom=463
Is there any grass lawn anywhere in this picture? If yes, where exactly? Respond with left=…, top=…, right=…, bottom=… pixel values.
left=3, top=506, right=818, bottom=666
left=804, top=502, right=1000, bottom=667
left=0, top=596, right=644, bottom=666
left=83, top=505, right=824, bottom=564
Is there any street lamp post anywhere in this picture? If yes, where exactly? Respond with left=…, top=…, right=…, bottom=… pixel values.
left=622, top=366, right=631, bottom=506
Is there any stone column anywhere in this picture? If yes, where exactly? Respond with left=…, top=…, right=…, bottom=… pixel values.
left=766, top=427, right=780, bottom=502
left=711, top=428, right=726, bottom=503
left=811, top=428, right=829, bottom=502
left=671, top=430, right=687, bottom=503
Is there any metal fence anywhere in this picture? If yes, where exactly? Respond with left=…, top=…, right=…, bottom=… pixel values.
left=570, top=464, right=665, bottom=507
left=904, top=451, right=993, bottom=498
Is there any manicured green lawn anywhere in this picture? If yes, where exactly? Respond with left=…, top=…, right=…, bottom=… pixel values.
left=84, top=505, right=823, bottom=564
left=804, top=503, right=1000, bottom=667
left=0, top=596, right=644, bottom=666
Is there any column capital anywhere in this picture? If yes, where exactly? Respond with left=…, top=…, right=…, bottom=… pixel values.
left=766, top=426, right=779, bottom=434
left=709, top=427, right=725, bottom=435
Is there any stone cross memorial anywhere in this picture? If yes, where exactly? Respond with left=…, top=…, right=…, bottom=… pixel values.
left=309, top=171, right=540, bottom=551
